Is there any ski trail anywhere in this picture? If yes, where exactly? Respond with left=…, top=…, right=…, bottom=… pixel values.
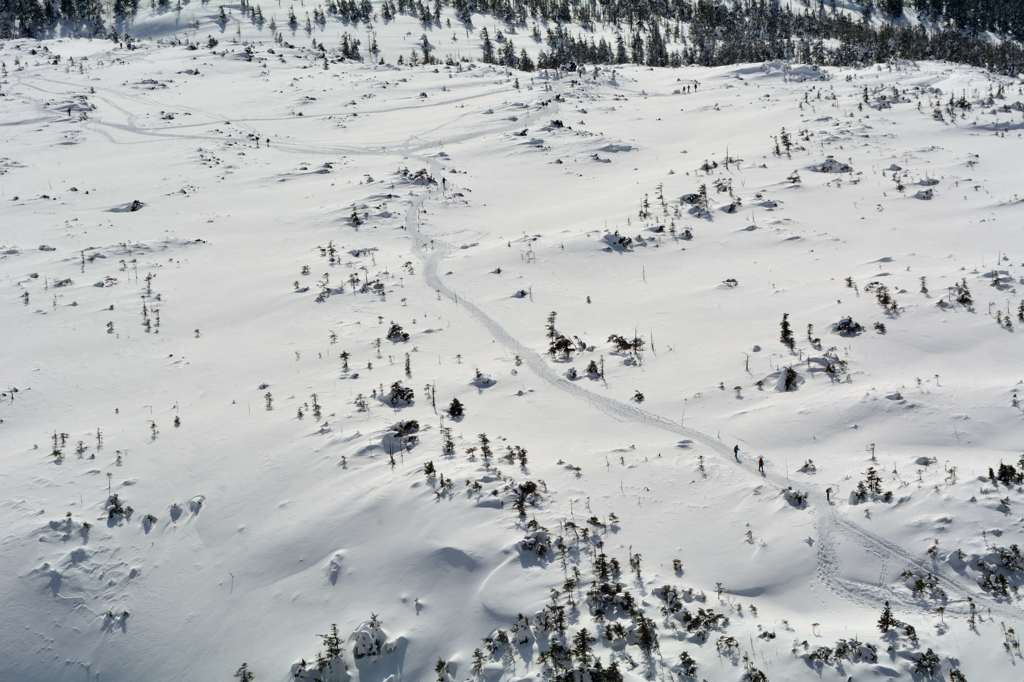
left=16, top=72, right=532, bottom=158
left=401, top=153, right=1022, bottom=623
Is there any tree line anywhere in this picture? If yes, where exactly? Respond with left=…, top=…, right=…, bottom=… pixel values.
left=471, top=0, right=1024, bottom=76
left=4, top=0, right=1024, bottom=78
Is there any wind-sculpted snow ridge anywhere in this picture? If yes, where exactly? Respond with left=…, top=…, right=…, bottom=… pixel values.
left=2, top=24, right=1024, bottom=682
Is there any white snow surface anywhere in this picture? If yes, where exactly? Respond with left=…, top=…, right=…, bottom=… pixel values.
left=2, top=11, right=1024, bottom=682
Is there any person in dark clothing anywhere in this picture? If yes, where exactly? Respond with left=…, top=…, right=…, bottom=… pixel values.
left=733, top=444, right=740, bottom=461
left=826, top=487, right=832, bottom=504
left=757, top=456, right=765, bottom=475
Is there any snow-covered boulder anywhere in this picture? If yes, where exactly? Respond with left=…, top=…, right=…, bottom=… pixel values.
left=350, top=617, right=388, bottom=659
left=810, top=157, right=852, bottom=173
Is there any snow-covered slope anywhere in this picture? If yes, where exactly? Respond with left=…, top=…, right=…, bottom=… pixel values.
left=2, top=13, right=1024, bottom=682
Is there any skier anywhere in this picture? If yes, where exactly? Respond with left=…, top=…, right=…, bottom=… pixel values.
left=757, top=456, right=765, bottom=475
left=733, top=444, right=740, bottom=461
left=826, top=487, right=832, bottom=504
